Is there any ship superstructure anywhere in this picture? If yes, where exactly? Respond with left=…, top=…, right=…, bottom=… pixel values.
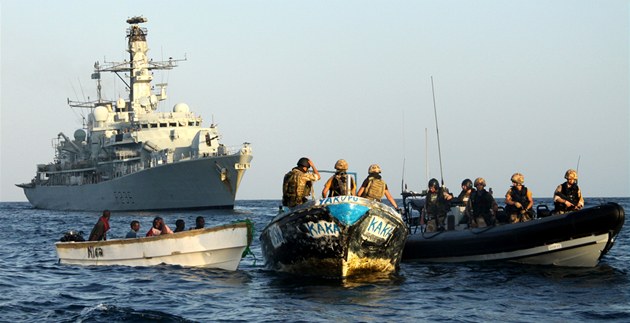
left=17, top=16, right=252, bottom=211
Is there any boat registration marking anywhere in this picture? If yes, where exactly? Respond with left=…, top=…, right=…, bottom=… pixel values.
left=87, top=246, right=104, bottom=259
left=316, top=196, right=360, bottom=205
left=363, top=216, right=394, bottom=241
left=268, top=224, right=285, bottom=248
left=305, top=221, right=340, bottom=238
left=547, top=243, right=562, bottom=251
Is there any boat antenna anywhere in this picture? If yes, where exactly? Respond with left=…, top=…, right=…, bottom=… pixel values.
left=576, top=155, right=581, bottom=185
left=425, top=127, right=429, bottom=185
left=431, top=76, right=445, bottom=186
left=401, top=110, right=406, bottom=192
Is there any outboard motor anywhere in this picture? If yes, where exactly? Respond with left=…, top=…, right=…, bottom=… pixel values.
left=60, top=230, right=85, bottom=242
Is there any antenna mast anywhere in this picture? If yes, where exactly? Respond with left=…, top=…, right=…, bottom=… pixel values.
left=431, top=76, right=445, bottom=186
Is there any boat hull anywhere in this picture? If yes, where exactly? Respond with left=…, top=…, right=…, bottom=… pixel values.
left=55, top=222, right=252, bottom=270
left=260, top=196, right=408, bottom=277
left=402, top=202, right=625, bottom=267
left=22, top=154, right=252, bottom=211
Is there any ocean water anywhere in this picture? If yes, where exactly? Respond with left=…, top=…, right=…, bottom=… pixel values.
left=0, top=198, right=628, bottom=322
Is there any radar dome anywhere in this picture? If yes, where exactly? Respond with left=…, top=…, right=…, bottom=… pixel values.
left=74, top=129, right=87, bottom=142
left=93, top=106, right=109, bottom=122
left=173, top=103, right=190, bottom=113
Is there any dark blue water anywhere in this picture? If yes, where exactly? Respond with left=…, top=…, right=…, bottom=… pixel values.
left=1, top=198, right=629, bottom=322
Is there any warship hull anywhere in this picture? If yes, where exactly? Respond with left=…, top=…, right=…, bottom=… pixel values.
left=22, top=154, right=252, bottom=211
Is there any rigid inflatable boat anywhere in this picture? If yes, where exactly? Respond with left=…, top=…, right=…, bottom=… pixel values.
left=401, top=192, right=625, bottom=267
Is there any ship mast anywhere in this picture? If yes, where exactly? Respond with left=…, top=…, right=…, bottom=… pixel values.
left=69, top=16, right=185, bottom=122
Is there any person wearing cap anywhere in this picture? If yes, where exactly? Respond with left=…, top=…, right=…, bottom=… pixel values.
left=552, top=169, right=584, bottom=214
left=357, top=164, right=398, bottom=209
left=465, top=177, right=498, bottom=228
left=422, top=178, right=453, bottom=232
left=322, top=159, right=356, bottom=197
left=282, top=157, right=321, bottom=207
left=504, top=172, right=534, bottom=223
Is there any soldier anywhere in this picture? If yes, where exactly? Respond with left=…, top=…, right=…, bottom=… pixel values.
left=282, top=157, right=321, bottom=207
left=322, top=159, right=356, bottom=197
left=422, top=178, right=452, bottom=232
left=357, top=164, right=398, bottom=208
left=553, top=169, right=584, bottom=214
left=465, top=178, right=498, bottom=228
left=505, top=173, right=535, bottom=223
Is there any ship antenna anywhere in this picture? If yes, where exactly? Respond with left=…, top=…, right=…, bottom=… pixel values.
left=431, top=76, right=445, bottom=187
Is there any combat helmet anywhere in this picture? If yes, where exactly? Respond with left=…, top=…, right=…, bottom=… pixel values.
left=461, top=178, right=473, bottom=190
left=511, top=173, right=525, bottom=185
left=368, top=164, right=381, bottom=174
left=474, top=177, right=486, bottom=188
left=565, top=169, right=578, bottom=180
left=297, top=157, right=310, bottom=168
left=428, top=178, right=440, bottom=189
left=334, top=159, right=348, bottom=171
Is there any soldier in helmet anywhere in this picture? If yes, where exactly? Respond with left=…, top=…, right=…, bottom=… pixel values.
left=422, top=178, right=453, bottom=232
left=552, top=169, right=584, bottom=214
left=322, top=159, right=356, bottom=197
left=455, top=178, right=475, bottom=224
left=504, top=172, right=535, bottom=223
left=465, top=177, right=498, bottom=228
left=357, top=164, right=398, bottom=209
left=282, top=157, right=321, bottom=207
left=456, top=178, right=474, bottom=205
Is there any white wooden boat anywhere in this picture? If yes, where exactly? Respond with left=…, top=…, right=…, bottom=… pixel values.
left=55, top=221, right=253, bottom=271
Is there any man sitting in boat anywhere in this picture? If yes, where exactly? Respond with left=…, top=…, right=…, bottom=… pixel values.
left=174, top=219, right=186, bottom=232
left=552, top=169, right=584, bottom=214
left=146, top=217, right=174, bottom=236
left=422, top=178, right=453, bottom=232
left=282, top=157, right=321, bottom=207
left=125, top=220, right=140, bottom=238
left=321, top=159, right=356, bottom=197
left=504, top=173, right=535, bottom=223
left=465, top=177, right=498, bottom=228
left=88, top=210, right=111, bottom=241
left=357, top=164, right=399, bottom=209
left=191, top=216, right=205, bottom=230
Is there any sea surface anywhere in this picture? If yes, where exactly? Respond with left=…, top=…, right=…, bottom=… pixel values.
left=1, top=198, right=628, bottom=322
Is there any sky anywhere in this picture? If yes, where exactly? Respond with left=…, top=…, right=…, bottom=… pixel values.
left=1, top=0, right=628, bottom=202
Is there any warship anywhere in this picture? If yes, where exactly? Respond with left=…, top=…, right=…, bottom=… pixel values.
left=16, top=17, right=253, bottom=211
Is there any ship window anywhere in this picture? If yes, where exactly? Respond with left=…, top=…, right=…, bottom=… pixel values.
left=160, top=123, right=167, bottom=127
left=196, top=122, right=200, bottom=126
left=141, top=124, right=148, bottom=129
left=188, top=121, right=194, bottom=126
left=150, top=123, right=157, bottom=128
left=169, top=122, right=177, bottom=127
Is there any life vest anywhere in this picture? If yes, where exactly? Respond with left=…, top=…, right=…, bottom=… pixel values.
left=282, top=168, right=311, bottom=207
left=554, top=182, right=581, bottom=212
left=470, top=189, right=493, bottom=217
left=329, top=172, right=351, bottom=196
left=426, top=188, right=449, bottom=216
left=508, top=186, right=529, bottom=206
left=362, top=176, right=386, bottom=201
